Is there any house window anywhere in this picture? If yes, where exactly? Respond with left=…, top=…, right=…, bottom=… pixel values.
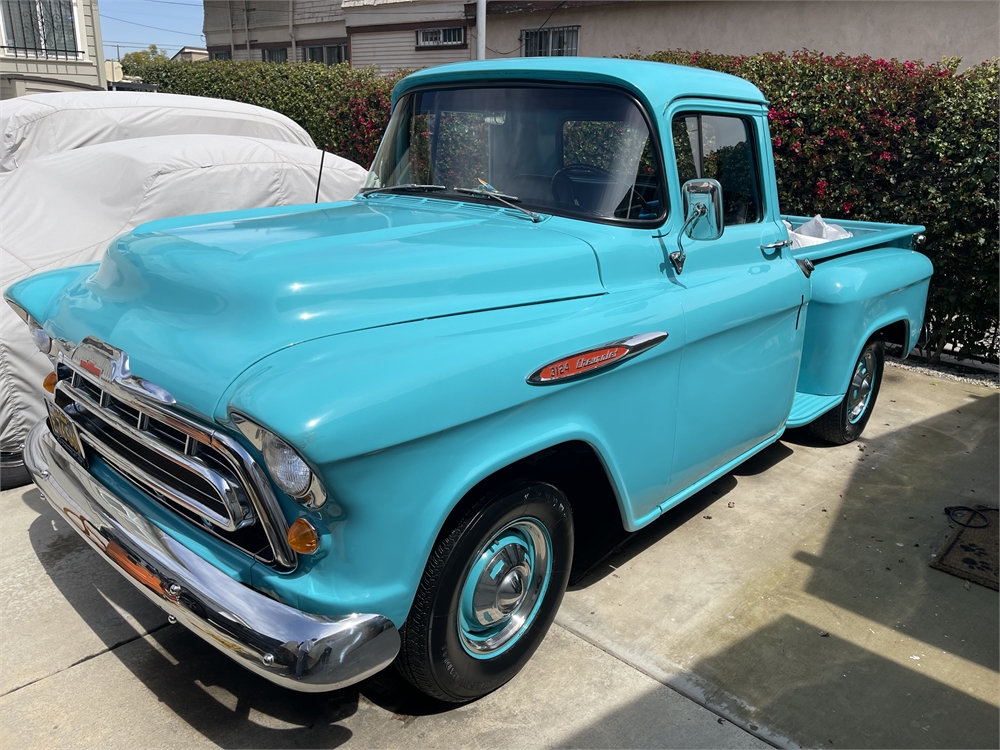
left=522, top=25, right=579, bottom=57
left=416, top=27, right=464, bottom=48
left=307, top=44, right=347, bottom=65
left=264, top=47, right=287, bottom=64
left=210, top=50, right=231, bottom=61
left=1, top=0, right=82, bottom=59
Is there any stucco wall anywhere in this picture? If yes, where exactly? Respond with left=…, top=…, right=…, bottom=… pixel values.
left=482, top=1, right=999, bottom=68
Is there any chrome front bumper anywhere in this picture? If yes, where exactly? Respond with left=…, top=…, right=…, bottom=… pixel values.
left=23, top=421, right=400, bottom=692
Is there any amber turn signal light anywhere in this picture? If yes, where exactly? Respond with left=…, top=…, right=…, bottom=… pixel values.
left=43, top=371, right=58, bottom=393
left=287, top=517, right=319, bottom=554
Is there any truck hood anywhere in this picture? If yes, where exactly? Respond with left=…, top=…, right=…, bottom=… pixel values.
left=41, top=197, right=604, bottom=417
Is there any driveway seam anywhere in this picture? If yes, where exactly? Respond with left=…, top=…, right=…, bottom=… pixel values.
left=552, top=617, right=785, bottom=749
left=0, top=623, right=170, bottom=698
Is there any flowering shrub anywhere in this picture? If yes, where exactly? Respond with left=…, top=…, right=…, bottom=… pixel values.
left=639, top=50, right=998, bottom=362
left=127, top=54, right=997, bottom=361
left=122, top=60, right=402, bottom=167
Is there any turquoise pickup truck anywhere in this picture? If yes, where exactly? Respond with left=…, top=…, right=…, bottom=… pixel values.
left=5, top=58, right=932, bottom=703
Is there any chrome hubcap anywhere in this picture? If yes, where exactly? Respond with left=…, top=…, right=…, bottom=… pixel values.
left=458, top=518, right=551, bottom=658
left=848, top=349, right=876, bottom=423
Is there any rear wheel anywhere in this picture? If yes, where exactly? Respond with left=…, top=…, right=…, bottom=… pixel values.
left=396, top=482, right=573, bottom=703
left=810, top=337, right=884, bottom=445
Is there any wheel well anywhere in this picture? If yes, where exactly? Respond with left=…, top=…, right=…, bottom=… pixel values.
left=875, top=319, right=908, bottom=356
left=435, top=441, right=628, bottom=582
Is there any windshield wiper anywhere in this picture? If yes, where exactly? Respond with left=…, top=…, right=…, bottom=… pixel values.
left=453, top=186, right=542, bottom=223
left=361, top=184, right=447, bottom=196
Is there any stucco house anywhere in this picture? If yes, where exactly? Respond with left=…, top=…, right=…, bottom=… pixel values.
left=1, top=0, right=106, bottom=100
left=171, top=46, right=209, bottom=62
left=202, top=0, right=996, bottom=73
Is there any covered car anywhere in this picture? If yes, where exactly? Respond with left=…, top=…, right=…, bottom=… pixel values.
left=0, top=134, right=366, bottom=486
left=1, top=91, right=314, bottom=172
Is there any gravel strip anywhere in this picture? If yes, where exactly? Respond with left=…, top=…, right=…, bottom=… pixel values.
left=887, top=356, right=999, bottom=389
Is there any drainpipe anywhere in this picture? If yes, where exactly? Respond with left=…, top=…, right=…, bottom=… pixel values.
left=244, top=1, right=251, bottom=59
left=476, top=0, right=485, bottom=60
left=228, top=1, right=235, bottom=58
left=289, top=0, right=296, bottom=60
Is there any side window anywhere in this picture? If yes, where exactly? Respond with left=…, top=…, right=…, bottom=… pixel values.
left=671, top=113, right=763, bottom=225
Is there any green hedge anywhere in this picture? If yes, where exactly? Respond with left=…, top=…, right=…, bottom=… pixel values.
left=638, top=50, right=998, bottom=363
left=123, top=60, right=402, bottom=167
left=126, top=54, right=998, bottom=362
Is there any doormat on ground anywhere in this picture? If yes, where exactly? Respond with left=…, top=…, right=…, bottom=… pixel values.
left=929, top=506, right=999, bottom=591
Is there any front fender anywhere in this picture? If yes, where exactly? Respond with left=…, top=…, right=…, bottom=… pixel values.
left=219, top=290, right=685, bottom=626
left=3, top=263, right=99, bottom=324
left=797, top=248, right=932, bottom=396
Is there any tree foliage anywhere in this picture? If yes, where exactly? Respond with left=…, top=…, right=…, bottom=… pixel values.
left=121, top=44, right=170, bottom=67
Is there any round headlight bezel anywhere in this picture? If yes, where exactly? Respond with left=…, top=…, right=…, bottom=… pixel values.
left=30, top=325, right=52, bottom=355
left=230, top=413, right=328, bottom=509
left=261, top=431, right=312, bottom=497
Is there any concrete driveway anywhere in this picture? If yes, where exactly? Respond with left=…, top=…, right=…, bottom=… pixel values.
left=1, top=366, right=996, bottom=749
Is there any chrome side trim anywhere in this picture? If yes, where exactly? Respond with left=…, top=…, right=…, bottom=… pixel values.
left=526, top=331, right=669, bottom=386
left=24, top=423, right=400, bottom=693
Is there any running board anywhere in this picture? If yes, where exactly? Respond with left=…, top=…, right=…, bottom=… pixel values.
left=656, top=430, right=785, bottom=517
left=786, top=391, right=843, bottom=428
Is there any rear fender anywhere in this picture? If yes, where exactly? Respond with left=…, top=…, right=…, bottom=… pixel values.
left=796, top=247, right=932, bottom=396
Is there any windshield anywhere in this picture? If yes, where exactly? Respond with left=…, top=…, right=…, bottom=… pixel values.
left=366, top=85, right=666, bottom=223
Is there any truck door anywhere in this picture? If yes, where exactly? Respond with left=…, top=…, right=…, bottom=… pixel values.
left=663, top=103, right=809, bottom=500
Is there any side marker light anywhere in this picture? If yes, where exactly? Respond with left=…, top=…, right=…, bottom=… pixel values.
left=43, top=372, right=58, bottom=393
left=287, top=518, right=319, bottom=554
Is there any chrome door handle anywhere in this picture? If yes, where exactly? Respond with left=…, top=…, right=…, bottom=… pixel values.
left=760, top=239, right=792, bottom=251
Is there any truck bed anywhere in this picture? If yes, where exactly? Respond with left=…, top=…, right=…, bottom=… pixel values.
left=782, top=215, right=925, bottom=261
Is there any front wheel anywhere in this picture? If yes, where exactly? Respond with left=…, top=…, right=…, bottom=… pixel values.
left=396, top=482, right=573, bottom=703
left=810, top=337, right=884, bottom=445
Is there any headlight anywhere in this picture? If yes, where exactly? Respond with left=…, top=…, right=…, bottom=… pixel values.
left=231, top=413, right=327, bottom=508
left=30, top=325, right=52, bottom=354
left=262, top=431, right=311, bottom=496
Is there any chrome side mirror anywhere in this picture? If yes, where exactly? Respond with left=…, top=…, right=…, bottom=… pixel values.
left=670, top=179, right=724, bottom=274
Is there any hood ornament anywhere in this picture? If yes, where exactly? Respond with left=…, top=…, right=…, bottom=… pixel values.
left=70, top=337, right=176, bottom=405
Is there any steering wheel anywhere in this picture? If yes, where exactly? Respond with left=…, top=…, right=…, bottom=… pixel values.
left=551, top=164, right=612, bottom=207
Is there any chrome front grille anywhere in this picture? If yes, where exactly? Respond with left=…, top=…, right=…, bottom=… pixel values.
left=50, top=338, right=295, bottom=570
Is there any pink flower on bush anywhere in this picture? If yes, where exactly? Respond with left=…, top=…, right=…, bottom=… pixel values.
left=842, top=201, right=853, bottom=214
left=815, top=180, right=828, bottom=197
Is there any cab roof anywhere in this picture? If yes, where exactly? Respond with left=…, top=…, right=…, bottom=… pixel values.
left=392, top=57, right=768, bottom=114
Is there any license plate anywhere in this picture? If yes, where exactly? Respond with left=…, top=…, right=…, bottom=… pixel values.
left=45, top=399, right=87, bottom=467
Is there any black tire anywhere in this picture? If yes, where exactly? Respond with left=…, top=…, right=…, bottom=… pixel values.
left=396, top=481, right=573, bottom=703
left=1, top=451, right=32, bottom=491
left=809, top=337, right=884, bottom=445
